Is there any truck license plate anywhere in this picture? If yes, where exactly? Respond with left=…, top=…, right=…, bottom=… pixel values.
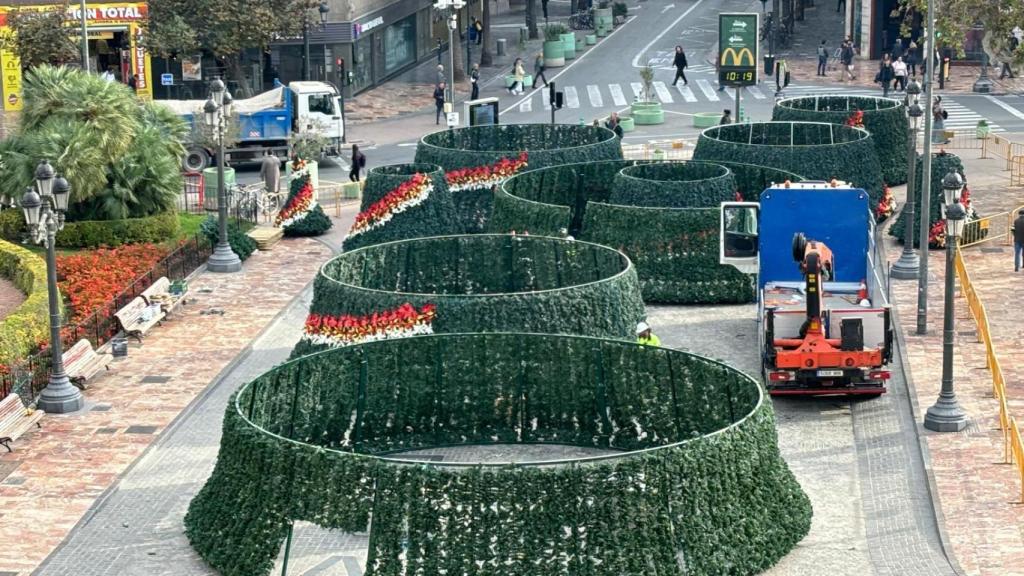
left=817, top=369, right=843, bottom=377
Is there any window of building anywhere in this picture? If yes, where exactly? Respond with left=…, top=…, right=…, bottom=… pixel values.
left=384, top=15, right=416, bottom=73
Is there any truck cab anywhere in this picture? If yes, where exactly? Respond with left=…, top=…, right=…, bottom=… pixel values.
left=720, top=181, right=894, bottom=396
left=289, top=81, right=345, bottom=156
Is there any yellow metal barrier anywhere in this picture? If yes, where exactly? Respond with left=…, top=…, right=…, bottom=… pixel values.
left=1012, top=156, right=1024, bottom=188
left=621, top=141, right=693, bottom=161
left=954, top=247, right=1024, bottom=502
left=960, top=212, right=1008, bottom=248
left=981, top=134, right=1024, bottom=172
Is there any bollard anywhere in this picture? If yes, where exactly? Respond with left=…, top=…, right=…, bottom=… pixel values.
left=519, top=26, right=528, bottom=45
left=496, top=38, right=507, bottom=56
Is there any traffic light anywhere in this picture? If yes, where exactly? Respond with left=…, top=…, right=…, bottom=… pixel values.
left=555, top=91, right=564, bottom=109
left=549, top=82, right=556, bottom=108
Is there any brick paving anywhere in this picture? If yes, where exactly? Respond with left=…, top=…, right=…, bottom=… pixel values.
left=0, top=235, right=332, bottom=575
left=0, top=278, right=25, bottom=320
left=885, top=148, right=1024, bottom=576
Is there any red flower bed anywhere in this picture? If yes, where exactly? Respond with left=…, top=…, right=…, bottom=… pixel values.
left=57, top=243, right=171, bottom=324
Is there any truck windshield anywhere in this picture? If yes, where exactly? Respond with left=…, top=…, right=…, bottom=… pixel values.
left=308, top=94, right=334, bottom=115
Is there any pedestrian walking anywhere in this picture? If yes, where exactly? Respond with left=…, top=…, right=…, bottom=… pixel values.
left=1013, top=209, right=1024, bottom=271
left=508, top=58, right=525, bottom=95
left=474, top=18, right=483, bottom=45
left=436, top=39, right=444, bottom=64
left=1000, top=33, right=1018, bottom=79
left=720, top=109, right=732, bottom=125
left=467, top=20, right=477, bottom=45
left=532, top=52, right=548, bottom=89
left=836, top=0, right=845, bottom=13
left=542, top=0, right=549, bottom=20
left=892, top=56, right=908, bottom=91
left=906, top=41, right=919, bottom=76
left=260, top=151, right=280, bottom=194
left=840, top=39, right=856, bottom=80
left=892, top=37, right=904, bottom=61
left=817, top=40, right=828, bottom=76
left=605, top=111, right=624, bottom=138
left=877, top=53, right=894, bottom=97
left=434, top=82, right=446, bottom=125
left=931, top=95, right=949, bottom=144
left=470, top=63, right=480, bottom=100
left=349, top=144, right=366, bottom=182
left=437, top=64, right=446, bottom=85
left=672, top=45, right=688, bottom=86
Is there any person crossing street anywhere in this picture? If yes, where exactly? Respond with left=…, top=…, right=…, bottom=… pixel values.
left=533, top=52, right=548, bottom=89
left=672, top=45, right=688, bottom=86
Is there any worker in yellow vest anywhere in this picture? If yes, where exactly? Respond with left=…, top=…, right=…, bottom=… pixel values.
left=636, top=321, right=661, bottom=347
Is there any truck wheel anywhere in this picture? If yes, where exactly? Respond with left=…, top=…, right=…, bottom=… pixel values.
left=183, top=149, right=210, bottom=172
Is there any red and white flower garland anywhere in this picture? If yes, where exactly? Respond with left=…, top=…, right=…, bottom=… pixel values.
left=303, top=303, right=437, bottom=348
left=445, top=152, right=529, bottom=193
left=346, top=173, right=433, bottom=239
left=275, top=170, right=319, bottom=228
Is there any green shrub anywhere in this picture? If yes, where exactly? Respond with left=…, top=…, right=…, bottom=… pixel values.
left=414, top=124, right=623, bottom=232
left=201, top=217, right=257, bottom=261
left=0, top=240, right=52, bottom=369
left=294, top=234, right=644, bottom=357
left=773, top=95, right=909, bottom=185
left=343, top=164, right=460, bottom=251
left=544, top=23, right=568, bottom=41
left=889, top=151, right=964, bottom=247
left=706, top=161, right=805, bottom=201
left=51, top=211, right=181, bottom=248
left=692, top=121, right=885, bottom=204
left=0, top=209, right=25, bottom=242
left=186, top=334, right=811, bottom=576
left=612, top=1, right=628, bottom=17
left=611, top=161, right=736, bottom=207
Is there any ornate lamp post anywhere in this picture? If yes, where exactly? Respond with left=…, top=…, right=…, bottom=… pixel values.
left=303, top=2, right=330, bottom=81
left=892, top=79, right=924, bottom=279
left=923, top=172, right=969, bottom=432
left=203, top=79, right=242, bottom=273
left=21, top=161, right=82, bottom=413
left=434, top=0, right=466, bottom=112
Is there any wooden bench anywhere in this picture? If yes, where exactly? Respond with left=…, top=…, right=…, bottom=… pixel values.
left=63, top=338, right=113, bottom=388
left=115, top=297, right=165, bottom=342
left=0, top=393, right=42, bottom=452
left=142, top=276, right=188, bottom=315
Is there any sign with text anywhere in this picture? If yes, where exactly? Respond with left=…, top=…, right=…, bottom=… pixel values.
left=718, top=13, right=758, bottom=87
left=0, top=44, right=21, bottom=112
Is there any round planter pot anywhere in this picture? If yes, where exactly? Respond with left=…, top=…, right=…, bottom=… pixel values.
left=543, top=40, right=565, bottom=68
left=561, top=33, right=577, bottom=59
left=595, top=7, right=613, bottom=29
left=619, top=116, right=635, bottom=132
left=505, top=74, right=534, bottom=88
left=976, top=125, right=990, bottom=139
left=693, top=111, right=720, bottom=128
left=576, top=38, right=586, bottom=52
left=630, top=101, right=662, bottom=115
left=633, top=109, right=665, bottom=125
left=586, top=34, right=597, bottom=45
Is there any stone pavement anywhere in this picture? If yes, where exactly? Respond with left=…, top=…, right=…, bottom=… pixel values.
left=0, top=234, right=332, bottom=575
left=885, top=145, right=1024, bottom=576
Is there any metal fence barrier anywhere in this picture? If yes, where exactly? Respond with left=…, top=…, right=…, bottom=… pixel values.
left=621, top=140, right=694, bottom=161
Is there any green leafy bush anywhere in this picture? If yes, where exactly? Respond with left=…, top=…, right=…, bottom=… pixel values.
left=342, top=163, right=461, bottom=251
left=200, top=217, right=257, bottom=261
left=773, top=95, right=909, bottom=185
left=293, top=234, right=644, bottom=357
left=414, top=124, right=623, bottom=232
left=612, top=1, right=628, bottom=18
left=889, top=151, right=964, bottom=247
left=51, top=211, right=181, bottom=248
left=544, top=23, right=568, bottom=41
left=706, top=161, right=805, bottom=201
left=611, top=161, right=736, bottom=207
left=186, top=333, right=811, bottom=576
left=692, top=121, right=885, bottom=204
left=0, top=240, right=52, bottom=369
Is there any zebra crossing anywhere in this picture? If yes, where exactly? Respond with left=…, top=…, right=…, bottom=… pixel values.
left=515, top=80, right=769, bottom=113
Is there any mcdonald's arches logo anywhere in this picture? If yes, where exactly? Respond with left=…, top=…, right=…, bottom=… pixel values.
left=721, top=47, right=755, bottom=67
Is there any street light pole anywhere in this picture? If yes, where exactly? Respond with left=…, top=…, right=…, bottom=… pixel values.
left=204, top=79, right=242, bottom=274
left=923, top=172, right=969, bottom=432
left=916, top=6, right=936, bottom=335
left=20, top=161, right=81, bottom=414
left=891, top=79, right=923, bottom=279
left=80, top=0, right=90, bottom=72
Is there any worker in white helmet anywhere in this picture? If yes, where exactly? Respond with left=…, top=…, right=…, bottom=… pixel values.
left=636, top=321, right=660, bottom=347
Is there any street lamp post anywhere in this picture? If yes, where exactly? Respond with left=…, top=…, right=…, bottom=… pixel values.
left=435, top=0, right=466, bottom=116
left=20, top=161, right=82, bottom=414
left=923, top=172, right=969, bottom=432
left=203, top=79, right=242, bottom=274
left=80, top=0, right=90, bottom=72
left=916, top=12, right=937, bottom=335
left=891, top=79, right=924, bottom=279
left=303, top=2, right=330, bottom=81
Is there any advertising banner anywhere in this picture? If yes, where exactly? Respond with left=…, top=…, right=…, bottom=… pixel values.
left=718, top=13, right=759, bottom=87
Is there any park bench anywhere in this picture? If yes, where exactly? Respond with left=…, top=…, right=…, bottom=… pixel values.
left=142, top=276, right=188, bottom=315
left=0, top=393, right=43, bottom=452
left=115, top=296, right=165, bottom=342
left=63, top=338, right=113, bottom=388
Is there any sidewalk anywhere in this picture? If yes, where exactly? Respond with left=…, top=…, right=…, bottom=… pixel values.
left=885, top=142, right=1024, bottom=576
left=0, top=234, right=333, bottom=574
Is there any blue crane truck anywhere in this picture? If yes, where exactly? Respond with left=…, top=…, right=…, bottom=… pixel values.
left=719, top=181, right=894, bottom=396
left=159, top=81, right=345, bottom=172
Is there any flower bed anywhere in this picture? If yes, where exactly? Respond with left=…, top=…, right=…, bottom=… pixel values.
left=292, top=234, right=644, bottom=357
left=57, top=243, right=171, bottom=324
left=186, top=333, right=811, bottom=576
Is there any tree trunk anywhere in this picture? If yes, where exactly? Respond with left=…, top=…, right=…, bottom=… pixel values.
left=526, top=0, right=538, bottom=40
left=223, top=54, right=254, bottom=97
left=570, top=0, right=578, bottom=16
left=453, top=27, right=466, bottom=82
left=480, top=0, right=493, bottom=66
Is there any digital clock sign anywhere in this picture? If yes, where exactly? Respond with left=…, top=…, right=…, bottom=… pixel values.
left=719, top=13, right=759, bottom=87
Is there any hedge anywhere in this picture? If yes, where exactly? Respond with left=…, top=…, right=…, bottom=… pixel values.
left=490, top=160, right=756, bottom=303
left=414, top=124, right=623, bottom=232
left=342, top=163, right=461, bottom=252
left=0, top=210, right=181, bottom=248
left=889, top=151, right=965, bottom=248
left=0, top=240, right=52, bottom=370
left=773, top=96, right=909, bottom=185
left=293, top=234, right=644, bottom=356
left=201, top=217, right=257, bottom=261
left=186, top=333, right=812, bottom=576
left=705, top=161, right=805, bottom=201
left=610, top=161, right=736, bottom=207
left=692, top=121, right=885, bottom=204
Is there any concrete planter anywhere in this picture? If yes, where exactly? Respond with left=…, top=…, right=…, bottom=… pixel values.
left=505, top=74, right=533, bottom=88
left=576, top=38, right=586, bottom=52
left=543, top=40, right=565, bottom=67
left=693, top=112, right=720, bottom=128
left=595, top=7, right=614, bottom=30
left=976, top=123, right=991, bottom=139
left=561, top=33, right=577, bottom=60
left=619, top=116, right=635, bottom=132
left=586, top=34, right=597, bottom=45
left=630, top=102, right=664, bottom=125
left=630, top=101, right=661, bottom=115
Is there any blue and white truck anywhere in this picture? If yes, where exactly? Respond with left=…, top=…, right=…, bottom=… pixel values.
left=719, top=181, right=894, bottom=396
left=159, top=80, right=345, bottom=171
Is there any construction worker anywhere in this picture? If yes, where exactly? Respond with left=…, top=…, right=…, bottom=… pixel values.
left=636, top=322, right=661, bottom=346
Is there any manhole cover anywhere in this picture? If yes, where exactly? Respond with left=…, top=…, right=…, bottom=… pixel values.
left=140, top=376, right=171, bottom=384
left=96, top=427, right=118, bottom=434
left=90, top=404, right=112, bottom=412
left=125, top=425, right=158, bottom=435
left=0, top=461, right=21, bottom=483
left=980, top=247, right=1004, bottom=254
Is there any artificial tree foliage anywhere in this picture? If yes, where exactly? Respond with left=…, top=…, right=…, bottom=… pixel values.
left=414, top=124, right=623, bottom=232
left=610, top=161, right=736, bottom=208
left=293, top=234, right=644, bottom=357
left=773, top=95, right=909, bottom=185
left=342, top=163, right=461, bottom=251
left=888, top=151, right=965, bottom=248
left=279, top=172, right=332, bottom=237
left=692, top=121, right=885, bottom=204
left=186, top=333, right=812, bottom=576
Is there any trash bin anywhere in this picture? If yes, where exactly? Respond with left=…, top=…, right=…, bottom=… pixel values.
left=764, top=55, right=775, bottom=76
left=111, top=337, right=128, bottom=358
left=496, top=38, right=507, bottom=56
left=202, top=166, right=236, bottom=212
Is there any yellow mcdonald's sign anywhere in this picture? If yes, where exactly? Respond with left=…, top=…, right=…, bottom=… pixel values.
left=721, top=47, right=755, bottom=67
